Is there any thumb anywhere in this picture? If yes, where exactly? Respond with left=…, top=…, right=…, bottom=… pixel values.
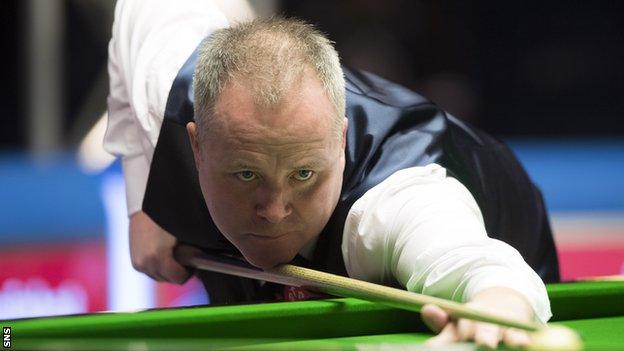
left=421, top=304, right=450, bottom=333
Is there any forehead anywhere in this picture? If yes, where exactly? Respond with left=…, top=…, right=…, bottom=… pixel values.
left=209, top=73, right=336, bottom=148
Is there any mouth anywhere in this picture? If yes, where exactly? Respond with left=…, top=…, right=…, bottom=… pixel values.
left=246, top=232, right=289, bottom=241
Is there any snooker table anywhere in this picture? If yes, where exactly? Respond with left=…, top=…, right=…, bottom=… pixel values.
left=5, top=281, right=624, bottom=350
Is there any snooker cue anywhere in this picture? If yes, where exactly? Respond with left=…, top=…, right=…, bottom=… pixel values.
left=174, top=243, right=543, bottom=332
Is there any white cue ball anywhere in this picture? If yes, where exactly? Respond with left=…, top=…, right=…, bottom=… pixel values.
left=528, top=325, right=584, bottom=351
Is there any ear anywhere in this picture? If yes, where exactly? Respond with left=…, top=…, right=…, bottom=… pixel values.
left=186, top=122, right=202, bottom=169
left=341, top=117, right=348, bottom=150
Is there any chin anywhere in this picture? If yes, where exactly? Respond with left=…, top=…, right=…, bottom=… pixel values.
left=243, top=250, right=296, bottom=270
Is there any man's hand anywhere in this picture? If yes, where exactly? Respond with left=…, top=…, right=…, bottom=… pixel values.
left=129, top=211, right=192, bottom=284
left=421, top=287, right=535, bottom=349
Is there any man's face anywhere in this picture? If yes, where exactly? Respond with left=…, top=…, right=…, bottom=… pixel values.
left=188, top=72, right=347, bottom=269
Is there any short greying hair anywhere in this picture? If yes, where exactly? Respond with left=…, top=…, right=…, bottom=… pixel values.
left=193, top=17, right=345, bottom=138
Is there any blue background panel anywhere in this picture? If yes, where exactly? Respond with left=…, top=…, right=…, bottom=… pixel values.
left=507, top=139, right=624, bottom=213
left=0, top=153, right=109, bottom=244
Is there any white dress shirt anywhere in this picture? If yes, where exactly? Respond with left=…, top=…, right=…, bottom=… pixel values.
left=105, top=0, right=552, bottom=323
left=343, top=164, right=551, bottom=323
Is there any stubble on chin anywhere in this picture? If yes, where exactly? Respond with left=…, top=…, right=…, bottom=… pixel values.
left=240, top=240, right=299, bottom=270
left=244, top=251, right=293, bottom=270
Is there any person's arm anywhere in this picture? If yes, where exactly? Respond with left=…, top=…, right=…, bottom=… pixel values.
left=105, top=0, right=231, bottom=215
left=342, top=163, right=551, bottom=348
left=104, top=0, right=231, bottom=283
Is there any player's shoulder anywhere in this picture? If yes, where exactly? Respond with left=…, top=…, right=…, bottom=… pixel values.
left=351, top=164, right=471, bottom=210
left=343, top=66, right=432, bottom=109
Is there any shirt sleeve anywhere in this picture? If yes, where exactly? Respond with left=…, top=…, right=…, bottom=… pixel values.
left=104, top=0, right=230, bottom=215
left=341, top=164, right=552, bottom=324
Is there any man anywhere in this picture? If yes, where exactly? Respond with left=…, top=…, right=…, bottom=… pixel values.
left=106, top=1, right=558, bottom=348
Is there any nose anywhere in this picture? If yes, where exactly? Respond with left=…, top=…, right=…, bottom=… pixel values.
left=255, top=188, right=292, bottom=224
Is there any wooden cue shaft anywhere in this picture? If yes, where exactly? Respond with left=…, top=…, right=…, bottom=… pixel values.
left=174, top=244, right=542, bottom=332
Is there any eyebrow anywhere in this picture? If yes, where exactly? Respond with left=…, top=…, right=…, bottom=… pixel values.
left=294, top=159, right=326, bottom=169
left=229, top=159, right=326, bottom=170
left=230, top=161, right=257, bottom=170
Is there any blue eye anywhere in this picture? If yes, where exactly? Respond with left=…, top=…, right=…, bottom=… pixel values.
left=293, top=169, right=313, bottom=181
left=236, top=170, right=256, bottom=182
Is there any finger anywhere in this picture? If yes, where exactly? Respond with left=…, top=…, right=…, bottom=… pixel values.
left=474, top=323, right=503, bottom=350
left=421, top=304, right=449, bottom=333
left=161, top=257, right=193, bottom=284
left=425, top=323, right=459, bottom=347
left=129, top=249, right=164, bottom=281
left=456, top=318, right=476, bottom=342
left=503, top=328, right=531, bottom=348
left=146, top=257, right=168, bottom=282
left=144, top=271, right=165, bottom=282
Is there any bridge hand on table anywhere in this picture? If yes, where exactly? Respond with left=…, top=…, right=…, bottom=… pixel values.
left=421, top=287, right=535, bottom=349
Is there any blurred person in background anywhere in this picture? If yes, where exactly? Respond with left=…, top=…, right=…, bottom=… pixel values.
left=105, top=0, right=255, bottom=284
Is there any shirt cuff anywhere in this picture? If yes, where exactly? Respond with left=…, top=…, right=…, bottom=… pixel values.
left=461, top=265, right=553, bottom=324
left=121, top=153, right=151, bottom=216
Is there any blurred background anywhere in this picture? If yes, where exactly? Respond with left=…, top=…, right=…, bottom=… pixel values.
left=1, top=0, right=623, bottom=319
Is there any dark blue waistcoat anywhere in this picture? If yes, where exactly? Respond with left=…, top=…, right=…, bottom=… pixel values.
left=143, top=49, right=559, bottom=304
